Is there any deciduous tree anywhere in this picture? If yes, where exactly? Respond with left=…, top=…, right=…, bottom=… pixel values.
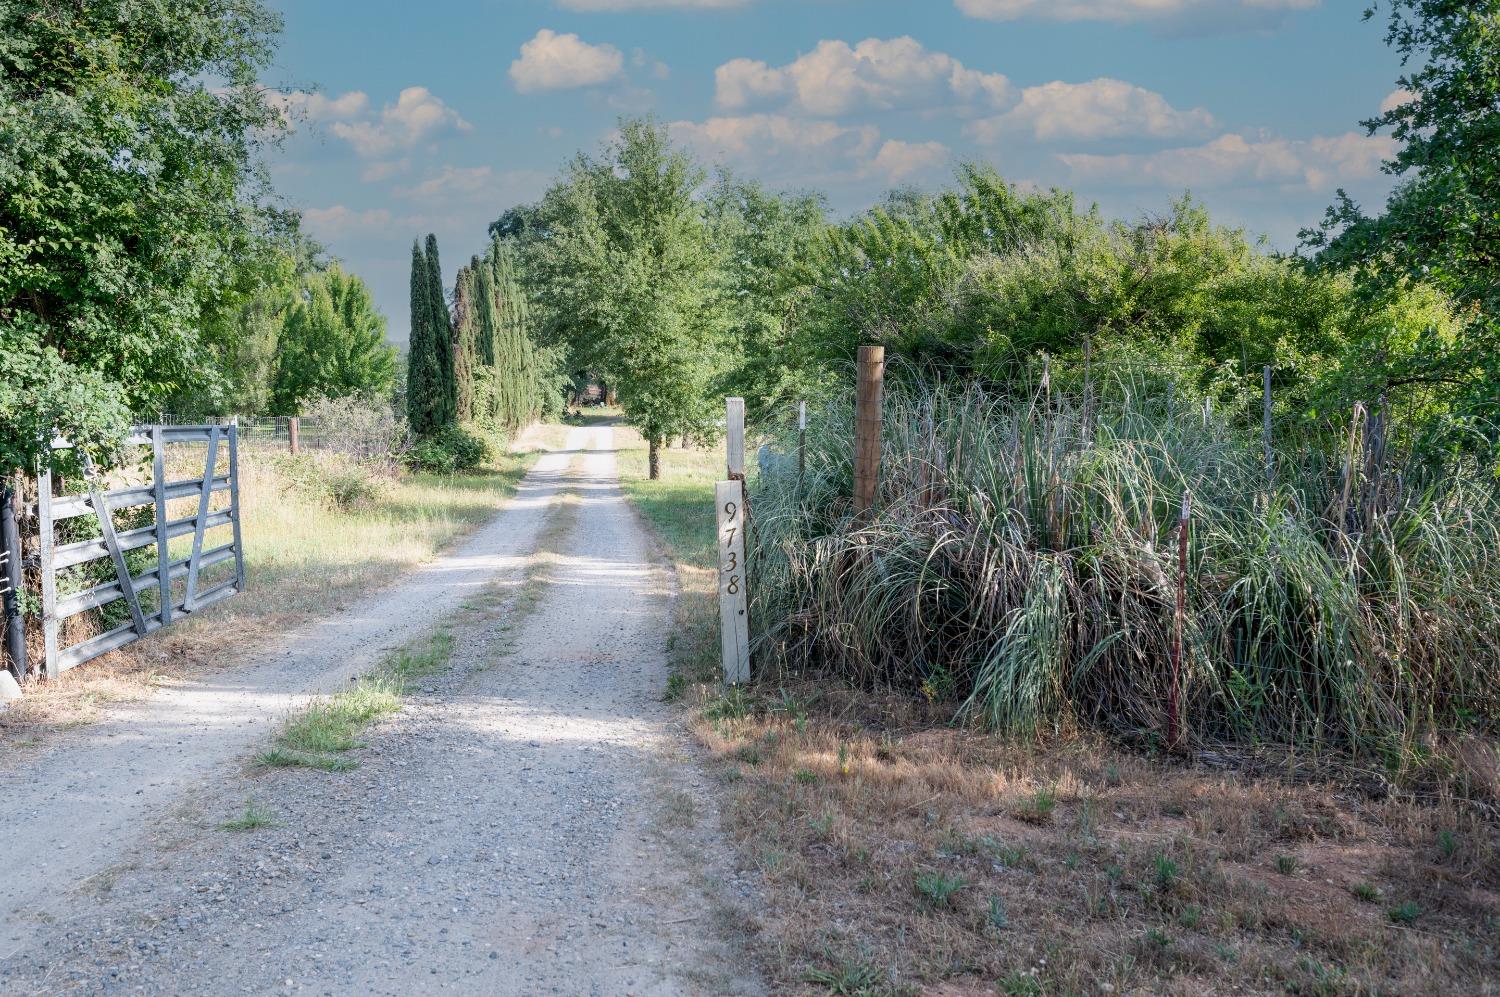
left=272, top=265, right=395, bottom=413
left=526, top=119, right=725, bottom=478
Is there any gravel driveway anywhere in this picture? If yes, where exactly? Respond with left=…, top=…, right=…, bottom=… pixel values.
left=0, top=424, right=762, bottom=995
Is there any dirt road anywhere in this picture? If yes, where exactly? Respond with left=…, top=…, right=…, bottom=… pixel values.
left=0, top=425, right=760, bottom=995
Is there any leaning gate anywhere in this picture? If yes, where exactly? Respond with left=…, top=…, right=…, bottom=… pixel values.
left=27, top=424, right=246, bottom=680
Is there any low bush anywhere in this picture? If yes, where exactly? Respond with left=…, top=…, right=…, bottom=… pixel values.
left=299, top=393, right=410, bottom=473
left=409, top=425, right=490, bottom=473
left=265, top=452, right=386, bottom=511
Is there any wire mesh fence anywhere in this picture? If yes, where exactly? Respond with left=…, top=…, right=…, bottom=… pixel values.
left=147, top=415, right=334, bottom=453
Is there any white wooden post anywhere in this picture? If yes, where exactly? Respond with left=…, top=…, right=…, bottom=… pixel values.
left=726, top=397, right=745, bottom=479
left=715, top=479, right=750, bottom=685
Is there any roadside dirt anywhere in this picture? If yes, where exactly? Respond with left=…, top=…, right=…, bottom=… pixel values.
left=0, top=424, right=762, bottom=995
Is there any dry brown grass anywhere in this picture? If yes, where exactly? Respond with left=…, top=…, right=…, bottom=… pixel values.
left=683, top=682, right=1500, bottom=995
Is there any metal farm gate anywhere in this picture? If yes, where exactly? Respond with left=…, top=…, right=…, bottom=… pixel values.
left=35, top=424, right=245, bottom=678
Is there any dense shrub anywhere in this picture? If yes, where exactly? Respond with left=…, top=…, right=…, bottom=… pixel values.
left=265, top=452, right=384, bottom=512
left=299, top=394, right=410, bottom=472
left=749, top=374, right=1500, bottom=769
left=790, top=169, right=1471, bottom=455
left=409, top=425, right=489, bottom=474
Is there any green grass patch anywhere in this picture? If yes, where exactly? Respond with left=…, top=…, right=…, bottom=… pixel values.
left=257, top=676, right=402, bottom=771
left=388, top=628, right=455, bottom=680
left=232, top=446, right=542, bottom=625
left=219, top=799, right=278, bottom=831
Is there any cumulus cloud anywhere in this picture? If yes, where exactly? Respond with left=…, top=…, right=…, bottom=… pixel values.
left=329, top=87, right=470, bottom=158
left=670, top=113, right=948, bottom=186
left=510, top=30, right=625, bottom=93
left=1059, top=131, right=1394, bottom=191
left=1380, top=88, right=1417, bottom=114
left=269, top=90, right=370, bottom=123
left=300, top=205, right=397, bottom=240
left=395, top=165, right=552, bottom=207
left=955, top=0, right=1318, bottom=29
left=360, top=159, right=411, bottom=183
left=872, top=140, right=951, bottom=181
left=967, top=78, right=1216, bottom=143
left=714, top=37, right=1010, bottom=116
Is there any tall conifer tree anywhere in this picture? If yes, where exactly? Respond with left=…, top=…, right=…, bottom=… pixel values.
left=423, top=234, right=457, bottom=427
left=406, top=239, right=443, bottom=435
left=490, top=237, right=544, bottom=427
left=451, top=262, right=477, bottom=423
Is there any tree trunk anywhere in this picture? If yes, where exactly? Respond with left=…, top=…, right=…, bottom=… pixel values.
left=648, top=435, right=662, bottom=480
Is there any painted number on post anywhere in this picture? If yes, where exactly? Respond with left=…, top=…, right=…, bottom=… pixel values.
left=715, top=479, right=750, bottom=685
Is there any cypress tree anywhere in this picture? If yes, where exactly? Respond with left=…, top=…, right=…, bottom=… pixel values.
left=423, top=234, right=456, bottom=428
left=451, top=261, right=478, bottom=423
left=406, top=239, right=442, bottom=435
left=489, top=237, right=541, bottom=427
left=475, top=261, right=499, bottom=368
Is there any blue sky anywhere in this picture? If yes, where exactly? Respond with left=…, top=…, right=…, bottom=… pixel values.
left=262, top=0, right=1409, bottom=345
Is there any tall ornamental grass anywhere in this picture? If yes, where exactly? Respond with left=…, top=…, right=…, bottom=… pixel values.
left=749, top=376, right=1500, bottom=761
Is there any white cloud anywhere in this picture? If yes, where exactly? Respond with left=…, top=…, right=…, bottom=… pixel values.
left=633, top=48, right=672, bottom=80
left=329, top=87, right=470, bottom=158
left=1380, top=88, right=1417, bottom=114
left=714, top=37, right=1010, bottom=116
left=510, top=30, right=625, bottom=93
left=670, top=113, right=947, bottom=186
left=1059, top=131, right=1394, bottom=191
left=270, top=89, right=370, bottom=123
left=967, top=78, right=1215, bottom=143
left=955, top=0, right=1318, bottom=28
left=301, top=205, right=397, bottom=240
left=395, top=165, right=552, bottom=207
left=715, top=58, right=791, bottom=110
left=557, top=0, right=748, bottom=8
left=360, top=159, right=411, bottom=183
left=873, top=140, right=950, bottom=181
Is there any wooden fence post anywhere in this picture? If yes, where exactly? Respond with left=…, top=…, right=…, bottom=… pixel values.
left=152, top=427, right=172, bottom=630
left=716, top=479, right=750, bottom=685
left=288, top=416, right=300, bottom=455
left=725, top=398, right=745, bottom=480
left=853, top=346, right=885, bottom=516
left=1262, top=365, right=1274, bottom=487
left=228, top=421, right=246, bottom=594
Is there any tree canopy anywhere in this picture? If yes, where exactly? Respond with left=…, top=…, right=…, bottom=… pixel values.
left=1303, top=0, right=1500, bottom=439
left=272, top=264, right=396, bottom=414
left=0, top=0, right=289, bottom=472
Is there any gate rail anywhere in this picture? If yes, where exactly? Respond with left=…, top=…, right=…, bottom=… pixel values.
left=36, top=424, right=245, bottom=678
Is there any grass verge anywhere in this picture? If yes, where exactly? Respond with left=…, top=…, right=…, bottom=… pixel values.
left=613, top=422, right=728, bottom=689
left=613, top=429, right=1500, bottom=995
